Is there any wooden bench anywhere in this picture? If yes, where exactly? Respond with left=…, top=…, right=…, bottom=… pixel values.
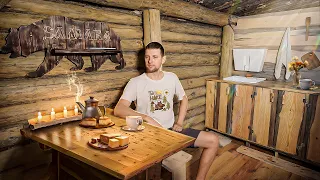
left=161, top=148, right=203, bottom=180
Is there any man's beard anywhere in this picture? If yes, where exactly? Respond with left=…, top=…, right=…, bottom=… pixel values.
left=146, top=66, right=160, bottom=73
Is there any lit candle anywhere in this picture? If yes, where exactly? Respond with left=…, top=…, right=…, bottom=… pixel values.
left=74, top=105, right=78, bottom=116
left=37, top=112, right=42, bottom=123
left=51, top=108, right=55, bottom=120
left=63, top=106, right=68, bottom=118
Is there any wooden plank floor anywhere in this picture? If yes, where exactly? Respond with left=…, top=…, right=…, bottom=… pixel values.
left=186, top=141, right=310, bottom=180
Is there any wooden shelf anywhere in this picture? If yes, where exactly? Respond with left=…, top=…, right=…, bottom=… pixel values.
left=52, top=48, right=121, bottom=55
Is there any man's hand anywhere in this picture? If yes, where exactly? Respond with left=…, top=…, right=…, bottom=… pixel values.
left=172, top=123, right=183, bottom=132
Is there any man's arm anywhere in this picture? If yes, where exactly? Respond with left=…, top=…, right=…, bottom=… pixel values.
left=172, top=95, right=188, bottom=132
left=114, top=99, right=162, bottom=127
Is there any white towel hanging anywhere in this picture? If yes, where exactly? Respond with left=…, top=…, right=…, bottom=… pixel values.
left=275, top=27, right=292, bottom=80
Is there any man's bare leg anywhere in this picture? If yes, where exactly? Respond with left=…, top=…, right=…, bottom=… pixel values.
left=194, top=131, right=219, bottom=180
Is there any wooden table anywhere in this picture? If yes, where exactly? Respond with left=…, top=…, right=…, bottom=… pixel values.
left=21, top=114, right=195, bottom=179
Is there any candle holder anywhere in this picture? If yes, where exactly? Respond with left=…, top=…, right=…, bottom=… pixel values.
left=28, top=110, right=82, bottom=130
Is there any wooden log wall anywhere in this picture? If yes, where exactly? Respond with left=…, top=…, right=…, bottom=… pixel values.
left=0, top=0, right=225, bottom=179
left=161, top=17, right=222, bottom=130
left=232, top=7, right=320, bottom=82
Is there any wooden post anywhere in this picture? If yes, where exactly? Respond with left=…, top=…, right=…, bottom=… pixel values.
left=143, top=9, right=161, bottom=46
left=220, top=25, right=234, bottom=78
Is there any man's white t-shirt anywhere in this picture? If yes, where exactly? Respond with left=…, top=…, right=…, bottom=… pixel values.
left=120, top=71, right=185, bottom=128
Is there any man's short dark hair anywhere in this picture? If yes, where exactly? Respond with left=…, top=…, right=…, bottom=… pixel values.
left=145, top=42, right=164, bottom=57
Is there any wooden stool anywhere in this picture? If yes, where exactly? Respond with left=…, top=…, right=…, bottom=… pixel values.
left=162, top=151, right=192, bottom=180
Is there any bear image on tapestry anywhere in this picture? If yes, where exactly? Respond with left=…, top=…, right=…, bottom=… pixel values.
left=149, top=90, right=171, bottom=113
left=0, top=16, right=125, bottom=78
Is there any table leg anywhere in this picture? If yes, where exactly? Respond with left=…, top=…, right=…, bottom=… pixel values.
left=46, top=150, right=59, bottom=180
left=146, top=162, right=161, bottom=180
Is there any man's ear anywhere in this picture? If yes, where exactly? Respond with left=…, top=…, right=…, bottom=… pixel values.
left=162, top=56, right=166, bottom=64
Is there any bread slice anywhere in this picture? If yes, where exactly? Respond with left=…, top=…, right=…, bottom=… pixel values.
left=79, top=118, right=96, bottom=127
left=108, top=138, right=120, bottom=148
left=99, top=117, right=112, bottom=126
left=100, top=133, right=121, bottom=144
left=115, top=136, right=129, bottom=146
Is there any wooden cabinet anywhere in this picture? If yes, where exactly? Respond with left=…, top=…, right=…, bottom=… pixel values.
left=205, top=79, right=320, bottom=164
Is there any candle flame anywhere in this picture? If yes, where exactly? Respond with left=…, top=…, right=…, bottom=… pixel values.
left=52, top=108, right=54, bottom=112
left=67, top=72, right=83, bottom=102
left=38, top=112, right=41, bottom=116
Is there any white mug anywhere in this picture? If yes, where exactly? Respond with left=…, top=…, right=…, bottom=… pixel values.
left=299, top=79, right=315, bottom=90
left=126, top=116, right=143, bottom=129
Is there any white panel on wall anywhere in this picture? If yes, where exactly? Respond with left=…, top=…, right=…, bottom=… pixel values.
left=233, top=49, right=267, bottom=72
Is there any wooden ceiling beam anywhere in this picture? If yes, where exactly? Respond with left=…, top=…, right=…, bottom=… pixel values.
left=81, top=0, right=237, bottom=26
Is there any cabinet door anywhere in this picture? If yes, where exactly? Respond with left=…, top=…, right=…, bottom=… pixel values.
left=306, top=95, right=320, bottom=163
left=276, top=91, right=305, bottom=155
left=205, top=81, right=217, bottom=129
left=252, top=88, right=273, bottom=146
left=230, top=85, right=254, bottom=140
left=217, top=82, right=230, bottom=133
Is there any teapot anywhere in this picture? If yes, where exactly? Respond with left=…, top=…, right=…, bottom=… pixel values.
left=76, top=96, right=105, bottom=119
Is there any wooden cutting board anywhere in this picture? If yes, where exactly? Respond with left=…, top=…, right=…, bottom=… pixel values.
left=301, top=52, right=320, bottom=70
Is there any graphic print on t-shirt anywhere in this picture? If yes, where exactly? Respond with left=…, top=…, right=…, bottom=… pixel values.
left=149, top=89, right=171, bottom=113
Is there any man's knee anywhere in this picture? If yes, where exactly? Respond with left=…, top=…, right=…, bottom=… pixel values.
left=209, top=133, right=219, bottom=148
left=195, top=131, right=219, bottom=149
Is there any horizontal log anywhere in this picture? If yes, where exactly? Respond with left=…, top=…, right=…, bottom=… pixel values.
left=0, top=12, right=143, bottom=39
left=184, top=113, right=205, bottom=128
left=6, top=0, right=142, bottom=26
left=81, top=0, right=232, bottom=26
left=163, top=42, right=221, bottom=53
left=235, top=35, right=318, bottom=47
left=191, top=122, right=205, bottom=130
left=234, top=25, right=320, bottom=35
left=166, top=66, right=219, bottom=79
left=165, top=53, right=220, bottom=67
left=0, top=71, right=139, bottom=107
left=162, top=31, right=221, bottom=44
left=161, top=19, right=222, bottom=36
left=233, top=45, right=319, bottom=52
left=0, top=52, right=139, bottom=78
left=188, top=96, right=206, bottom=111
left=236, top=7, right=320, bottom=30
left=174, top=105, right=205, bottom=119
left=185, top=86, right=206, bottom=100
left=180, top=75, right=217, bottom=90
left=234, top=26, right=320, bottom=38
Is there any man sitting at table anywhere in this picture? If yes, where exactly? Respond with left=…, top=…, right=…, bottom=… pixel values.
left=114, top=42, right=219, bottom=180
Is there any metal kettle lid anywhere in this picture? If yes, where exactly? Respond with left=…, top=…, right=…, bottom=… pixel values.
left=85, top=96, right=99, bottom=103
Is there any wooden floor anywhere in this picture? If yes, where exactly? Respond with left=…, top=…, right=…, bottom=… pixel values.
left=184, top=141, right=310, bottom=180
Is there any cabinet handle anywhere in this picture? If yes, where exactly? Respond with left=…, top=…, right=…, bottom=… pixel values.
left=282, top=94, right=285, bottom=105
left=270, top=92, right=274, bottom=102
left=226, top=86, right=230, bottom=95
